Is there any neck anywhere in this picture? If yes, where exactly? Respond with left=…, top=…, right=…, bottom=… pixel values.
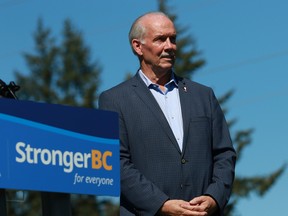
left=141, top=67, right=172, bottom=86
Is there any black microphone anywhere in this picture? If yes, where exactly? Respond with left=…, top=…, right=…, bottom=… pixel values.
left=0, top=79, right=20, bottom=99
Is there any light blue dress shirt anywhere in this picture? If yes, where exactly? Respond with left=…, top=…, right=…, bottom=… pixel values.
left=139, top=70, right=184, bottom=151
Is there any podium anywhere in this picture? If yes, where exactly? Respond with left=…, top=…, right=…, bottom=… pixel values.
left=0, top=99, right=119, bottom=215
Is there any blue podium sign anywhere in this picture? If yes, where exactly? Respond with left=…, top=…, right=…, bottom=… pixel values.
left=0, top=99, right=119, bottom=196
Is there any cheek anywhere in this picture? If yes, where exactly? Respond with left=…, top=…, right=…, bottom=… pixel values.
left=143, top=48, right=161, bottom=59
left=153, top=48, right=165, bottom=58
left=141, top=44, right=164, bottom=62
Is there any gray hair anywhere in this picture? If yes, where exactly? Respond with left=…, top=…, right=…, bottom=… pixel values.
left=128, top=12, right=170, bottom=55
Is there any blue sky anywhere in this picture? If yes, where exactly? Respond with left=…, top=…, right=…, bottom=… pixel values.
left=1, top=0, right=287, bottom=215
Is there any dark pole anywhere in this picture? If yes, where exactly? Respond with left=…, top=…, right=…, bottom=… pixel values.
left=0, top=189, right=7, bottom=216
left=41, top=192, right=71, bottom=216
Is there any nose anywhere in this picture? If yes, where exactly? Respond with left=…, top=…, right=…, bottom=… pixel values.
left=165, top=38, right=173, bottom=49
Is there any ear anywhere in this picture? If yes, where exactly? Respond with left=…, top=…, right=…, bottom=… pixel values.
left=131, top=39, right=143, bottom=56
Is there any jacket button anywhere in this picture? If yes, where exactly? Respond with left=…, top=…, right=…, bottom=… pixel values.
left=181, top=158, right=186, bottom=164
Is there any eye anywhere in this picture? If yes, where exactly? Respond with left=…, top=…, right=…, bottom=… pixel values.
left=155, top=36, right=167, bottom=42
left=169, top=36, right=176, bottom=44
left=154, top=35, right=177, bottom=44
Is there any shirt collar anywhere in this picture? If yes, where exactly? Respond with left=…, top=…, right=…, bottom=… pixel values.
left=138, top=69, right=178, bottom=88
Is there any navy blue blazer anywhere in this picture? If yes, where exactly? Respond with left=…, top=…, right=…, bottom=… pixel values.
left=99, top=73, right=236, bottom=216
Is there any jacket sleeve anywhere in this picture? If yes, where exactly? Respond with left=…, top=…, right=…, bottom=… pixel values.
left=204, top=89, right=236, bottom=214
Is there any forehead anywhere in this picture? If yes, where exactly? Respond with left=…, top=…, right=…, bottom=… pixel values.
left=142, top=15, right=176, bottom=37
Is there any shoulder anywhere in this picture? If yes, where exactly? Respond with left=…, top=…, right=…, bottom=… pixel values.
left=178, top=76, right=213, bottom=94
left=98, top=75, right=141, bottom=109
left=101, top=75, right=138, bottom=96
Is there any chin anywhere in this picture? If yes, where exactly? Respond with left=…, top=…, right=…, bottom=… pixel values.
left=161, top=63, right=174, bottom=70
left=157, top=67, right=173, bottom=74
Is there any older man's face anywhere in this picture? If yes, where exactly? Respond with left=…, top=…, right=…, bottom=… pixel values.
left=140, top=15, right=177, bottom=73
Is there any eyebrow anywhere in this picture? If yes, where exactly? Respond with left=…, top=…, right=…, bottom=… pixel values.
left=154, top=32, right=176, bottom=38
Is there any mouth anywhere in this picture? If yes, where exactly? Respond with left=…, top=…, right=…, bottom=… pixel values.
left=161, top=55, right=175, bottom=60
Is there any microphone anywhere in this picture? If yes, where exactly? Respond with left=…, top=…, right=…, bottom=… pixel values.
left=0, top=79, right=20, bottom=99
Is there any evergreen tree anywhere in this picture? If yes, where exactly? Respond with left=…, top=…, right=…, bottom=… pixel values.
left=15, top=19, right=101, bottom=108
left=158, top=0, right=286, bottom=215
left=57, top=20, right=100, bottom=108
left=15, top=19, right=59, bottom=103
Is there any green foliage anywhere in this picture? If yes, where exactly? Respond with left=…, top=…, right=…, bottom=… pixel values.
left=15, top=19, right=58, bottom=103
left=15, top=19, right=101, bottom=108
left=233, top=165, right=286, bottom=198
left=226, top=165, right=286, bottom=216
left=57, top=20, right=100, bottom=107
left=158, top=0, right=286, bottom=215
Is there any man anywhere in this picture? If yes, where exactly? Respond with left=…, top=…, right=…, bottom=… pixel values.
left=99, top=12, right=236, bottom=216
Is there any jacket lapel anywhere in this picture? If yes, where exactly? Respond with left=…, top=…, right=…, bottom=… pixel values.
left=131, top=74, right=181, bottom=153
left=177, top=77, right=190, bottom=154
